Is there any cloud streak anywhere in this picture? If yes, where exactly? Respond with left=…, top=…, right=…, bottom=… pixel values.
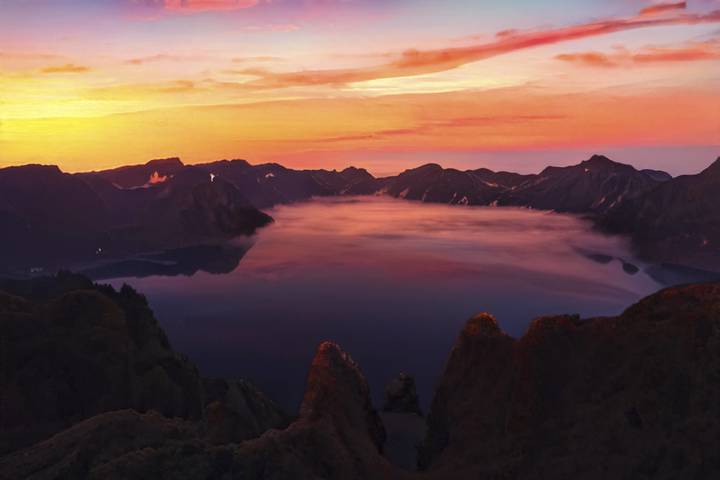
left=556, top=40, right=720, bottom=67
left=237, top=8, right=720, bottom=89
left=159, top=0, right=259, bottom=12
left=40, top=63, right=90, bottom=74
left=640, top=1, right=687, bottom=16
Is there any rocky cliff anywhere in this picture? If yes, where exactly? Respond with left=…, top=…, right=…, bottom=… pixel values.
left=2, top=275, right=719, bottom=479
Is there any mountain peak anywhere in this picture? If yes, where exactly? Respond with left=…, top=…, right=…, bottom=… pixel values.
left=145, top=157, right=184, bottom=168
left=300, top=341, right=385, bottom=451
left=582, top=154, right=616, bottom=167
left=700, top=156, right=720, bottom=177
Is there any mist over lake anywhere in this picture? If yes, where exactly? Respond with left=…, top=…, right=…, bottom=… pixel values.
left=110, top=196, right=661, bottom=410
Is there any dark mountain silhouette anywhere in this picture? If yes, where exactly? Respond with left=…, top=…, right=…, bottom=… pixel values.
left=1, top=275, right=718, bottom=479
left=497, top=154, right=666, bottom=213
left=0, top=165, right=110, bottom=273
left=378, top=163, right=514, bottom=205
left=600, top=157, right=720, bottom=270
left=0, top=164, right=272, bottom=276
left=85, top=157, right=185, bottom=188
left=3, top=154, right=718, bottom=276
left=377, top=156, right=667, bottom=214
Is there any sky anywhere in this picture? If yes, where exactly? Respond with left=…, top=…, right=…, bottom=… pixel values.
left=0, top=0, right=719, bottom=175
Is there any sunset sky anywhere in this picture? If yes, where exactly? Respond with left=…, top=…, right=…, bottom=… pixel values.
left=1, top=0, right=719, bottom=175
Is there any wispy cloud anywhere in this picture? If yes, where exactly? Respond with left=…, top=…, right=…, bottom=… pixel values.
left=235, top=7, right=720, bottom=89
left=125, top=53, right=207, bottom=65
left=40, top=63, right=90, bottom=74
left=153, top=0, right=259, bottom=12
left=232, top=56, right=284, bottom=63
left=310, top=115, right=568, bottom=145
left=556, top=40, right=720, bottom=67
left=640, top=1, right=687, bottom=16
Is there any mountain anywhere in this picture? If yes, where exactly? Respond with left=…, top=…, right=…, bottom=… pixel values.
left=1, top=275, right=718, bottom=479
left=600, top=157, right=720, bottom=270
left=195, top=160, right=379, bottom=207
left=85, top=157, right=185, bottom=188
left=0, top=163, right=272, bottom=276
left=497, top=155, right=666, bottom=214
left=86, top=158, right=379, bottom=209
left=377, top=156, right=668, bottom=214
left=0, top=165, right=110, bottom=272
left=380, top=163, right=522, bottom=205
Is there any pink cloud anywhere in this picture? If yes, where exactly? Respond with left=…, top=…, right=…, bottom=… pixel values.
left=556, top=40, right=720, bottom=67
left=236, top=8, right=720, bottom=89
left=40, top=63, right=91, bottom=74
left=161, top=0, right=259, bottom=12
left=640, top=1, right=687, bottom=16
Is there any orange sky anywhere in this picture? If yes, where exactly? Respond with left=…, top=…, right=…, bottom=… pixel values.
left=1, top=0, right=719, bottom=174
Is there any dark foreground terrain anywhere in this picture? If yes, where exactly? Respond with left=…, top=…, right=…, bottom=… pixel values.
left=1, top=273, right=718, bottom=479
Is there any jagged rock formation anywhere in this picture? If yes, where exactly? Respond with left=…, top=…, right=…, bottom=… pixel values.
left=2, top=276, right=719, bottom=479
left=600, top=157, right=720, bottom=271
left=0, top=340, right=401, bottom=480
left=0, top=273, right=204, bottom=455
left=203, top=377, right=290, bottom=445
left=419, top=285, right=720, bottom=479
left=383, top=372, right=422, bottom=415
left=0, top=273, right=286, bottom=459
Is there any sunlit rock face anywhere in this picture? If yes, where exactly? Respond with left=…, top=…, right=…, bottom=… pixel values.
left=420, top=284, right=720, bottom=479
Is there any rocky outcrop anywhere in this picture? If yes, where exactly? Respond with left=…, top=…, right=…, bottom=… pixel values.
left=383, top=372, right=422, bottom=415
left=0, top=341, right=402, bottom=480
left=0, top=273, right=204, bottom=455
left=0, top=273, right=288, bottom=458
left=420, top=285, right=720, bottom=479
left=1, top=279, right=719, bottom=479
left=203, top=377, right=290, bottom=445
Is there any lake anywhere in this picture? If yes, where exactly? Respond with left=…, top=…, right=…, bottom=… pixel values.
left=110, top=196, right=661, bottom=411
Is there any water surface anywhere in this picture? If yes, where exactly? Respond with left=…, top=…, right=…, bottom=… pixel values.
left=111, top=196, right=661, bottom=410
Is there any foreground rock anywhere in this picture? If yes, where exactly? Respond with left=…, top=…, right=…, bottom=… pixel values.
left=2, top=275, right=719, bottom=479
left=0, top=273, right=204, bottom=455
left=383, top=372, right=422, bottom=416
left=0, top=341, right=402, bottom=480
left=420, top=286, right=720, bottom=479
left=0, top=273, right=286, bottom=458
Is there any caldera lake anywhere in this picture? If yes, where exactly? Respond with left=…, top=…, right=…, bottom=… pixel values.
left=109, top=196, right=662, bottom=411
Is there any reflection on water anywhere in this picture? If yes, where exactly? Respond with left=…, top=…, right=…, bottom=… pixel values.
left=110, top=196, right=661, bottom=411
